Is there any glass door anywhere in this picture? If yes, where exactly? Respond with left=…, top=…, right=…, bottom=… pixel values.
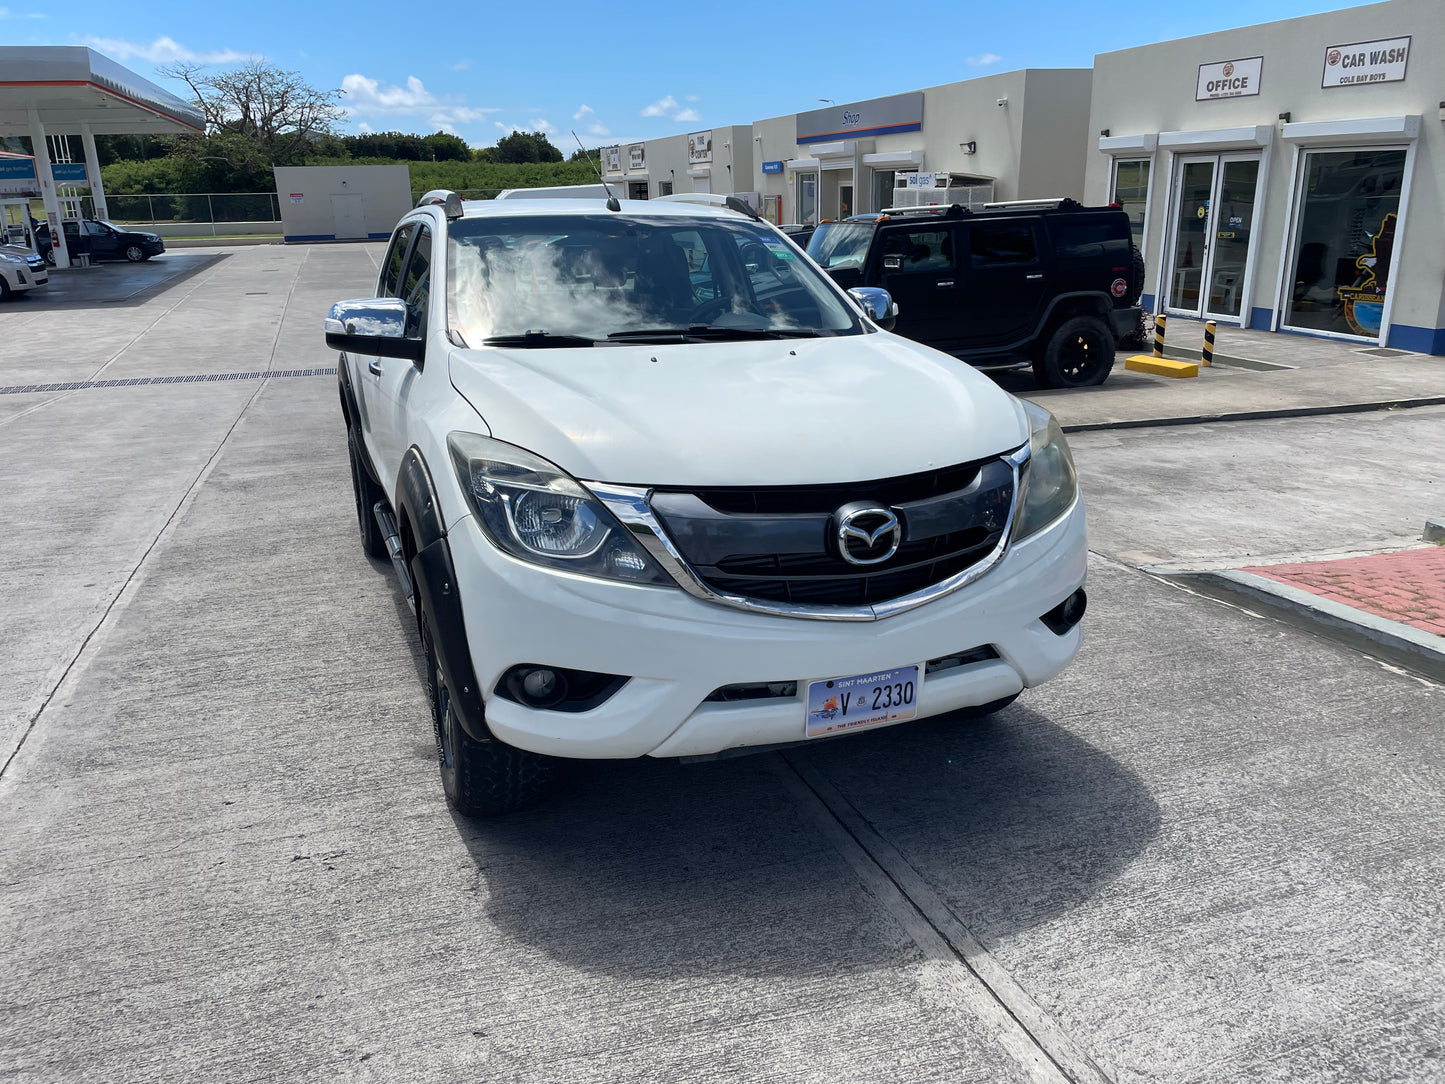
left=1164, top=154, right=1261, bottom=321
left=796, top=173, right=818, bottom=225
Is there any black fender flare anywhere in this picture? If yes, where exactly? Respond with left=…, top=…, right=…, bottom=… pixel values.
left=396, top=447, right=491, bottom=745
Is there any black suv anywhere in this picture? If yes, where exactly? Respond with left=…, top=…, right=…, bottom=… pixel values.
left=807, top=201, right=1143, bottom=387
left=61, top=219, right=166, bottom=263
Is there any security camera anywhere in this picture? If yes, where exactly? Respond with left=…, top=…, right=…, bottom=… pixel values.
left=996, top=97, right=1008, bottom=107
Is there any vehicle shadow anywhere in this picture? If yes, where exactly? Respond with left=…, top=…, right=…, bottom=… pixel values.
left=453, top=704, right=1159, bottom=978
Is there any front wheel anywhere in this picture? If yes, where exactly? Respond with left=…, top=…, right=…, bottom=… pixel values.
left=1033, top=315, right=1116, bottom=389
left=421, top=604, right=563, bottom=817
left=124, top=244, right=146, bottom=262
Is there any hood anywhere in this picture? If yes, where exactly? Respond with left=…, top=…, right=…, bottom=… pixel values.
left=448, top=333, right=1028, bottom=487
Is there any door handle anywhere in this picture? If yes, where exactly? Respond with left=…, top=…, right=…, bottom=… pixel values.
left=1025, top=274, right=1043, bottom=280
left=368, top=359, right=383, bottom=376
left=936, top=280, right=955, bottom=288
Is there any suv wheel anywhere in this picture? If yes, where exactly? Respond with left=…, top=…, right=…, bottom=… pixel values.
left=0, top=276, right=10, bottom=302
left=1034, top=315, right=1116, bottom=389
left=347, top=427, right=390, bottom=559
left=124, top=244, right=147, bottom=262
left=420, top=607, right=562, bottom=817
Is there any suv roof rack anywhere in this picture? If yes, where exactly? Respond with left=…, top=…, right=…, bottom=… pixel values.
left=980, top=198, right=1083, bottom=212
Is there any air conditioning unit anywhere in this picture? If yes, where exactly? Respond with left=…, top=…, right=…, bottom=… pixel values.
left=891, top=172, right=995, bottom=211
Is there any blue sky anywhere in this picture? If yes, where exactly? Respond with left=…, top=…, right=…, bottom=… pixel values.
left=3, top=0, right=1373, bottom=148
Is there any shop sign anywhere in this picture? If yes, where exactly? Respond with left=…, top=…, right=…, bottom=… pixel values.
left=1322, top=36, right=1410, bottom=87
left=761, top=160, right=784, bottom=174
left=688, top=130, right=713, bottom=164
left=905, top=172, right=938, bottom=189
left=628, top=143, right=645, bottom=171
left=0, top=155, right=41, bottom=198
left=603, top=146, right=622, bottom=173
left=51, top=162, right=90, bottom=185
left=1196, top=56, right=1263, bottom=100
left=796, top=91, right=923, bottom=144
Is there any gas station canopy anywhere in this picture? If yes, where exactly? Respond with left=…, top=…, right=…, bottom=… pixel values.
left=0, top=47, right=205, bottom=137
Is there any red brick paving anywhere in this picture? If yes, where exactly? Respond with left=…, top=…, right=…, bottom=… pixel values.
left=1241, top=546, right=1445, bottom=637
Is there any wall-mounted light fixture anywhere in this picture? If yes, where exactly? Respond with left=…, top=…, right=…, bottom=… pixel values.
left=960, top=141, right=977, bottom=155
left=995, top=97, right=1008, bottom=108
left=1099, top=128, right=1110, bottom=137
left=1278, top=112, right=1292, bottom=124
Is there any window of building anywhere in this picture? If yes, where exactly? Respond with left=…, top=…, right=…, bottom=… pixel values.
left=658, top=181, right=674, bottom=197
left=1283, top=148, right=1406, bottom=340
left=628, top=181, right=648, bottom=201
left=1111, top=160, right=1150, bottom=250
left=871, top=170, right=896, bottom=213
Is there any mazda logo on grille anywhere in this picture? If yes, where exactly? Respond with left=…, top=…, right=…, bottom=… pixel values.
left=835, top=504, right=902, bottom=566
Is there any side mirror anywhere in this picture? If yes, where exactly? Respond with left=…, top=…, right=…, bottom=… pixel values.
left=848, top=286, right=899, bottom=332
left=324, top=298, right=425, bottom=363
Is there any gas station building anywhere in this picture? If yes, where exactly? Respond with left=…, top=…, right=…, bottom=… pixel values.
left=0, top=47, right=204, bottom=268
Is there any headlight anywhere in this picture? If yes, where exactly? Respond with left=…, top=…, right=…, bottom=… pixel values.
left=448, top=433, right=673, bottom=587
left=1013, top=401, right=1078, bottom=540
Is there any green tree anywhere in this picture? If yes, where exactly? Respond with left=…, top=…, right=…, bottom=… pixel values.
left=493, top=130, right=563, bottom=164
left=159, top=61, right=345, bottom=170
left=424, top=131, right=471, bottom=162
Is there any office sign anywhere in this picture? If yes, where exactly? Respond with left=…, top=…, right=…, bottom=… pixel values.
left=0, top=155, right=41, bottom=198
left=1196, top=56, right=1263, bottom=100
left=51, top=162, right=90, bottom=185
left=761, top=160, right=784, bottom=175
left=603, top=145, right=622, bottom=173
left=1322, top=36, right=1410, bottom=87
left=628, top=143, right=645, bottom=171
left=688, top=130, right=713, bottom=164
left=797, top=91, right=923, bottom=144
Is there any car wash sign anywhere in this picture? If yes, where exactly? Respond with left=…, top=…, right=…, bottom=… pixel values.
left=1322, top=36, right=1410, bottom=87
left=1196, top=56, right=1263, bottom=100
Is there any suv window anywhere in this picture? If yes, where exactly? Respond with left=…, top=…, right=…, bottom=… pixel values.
left=808, top=221, right=874, bottom=272
left=380, top=223, right=416, bottom=297
left=880, top=227, right=954, bottom=272
left=399, top=225, right=431, bottom=338
left=969, top=223, right=1036, bottom=265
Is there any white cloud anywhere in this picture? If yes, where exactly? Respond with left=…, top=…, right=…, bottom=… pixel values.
left=587, top=122, right=611, bottom=137
left=672, top=108, right=701, bottom=123
left=640, top=95, right=677, bottom=118
left=529, top=117, right=554, bottom=134
left=966, top=52, right=1002, bottom=66
left=452, top=60, right=470, bottom=71
left=573, top=104, right=596, bottom=121
left=357, top=121, right=374, bottom=134
left=81, top=35, right=259, bottom=64
left=341, top=72, right=498, bottom=130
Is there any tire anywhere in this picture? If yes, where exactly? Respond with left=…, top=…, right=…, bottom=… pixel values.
left=347, top=427, right=390, bottom=559
left=124, top=244, right=146, bottom=262
left=420, top=603, right=562, bottom=817
left=1033, top=315, right=1116, bottom=389
left=956, top=692, right=1021, bottom=721
left=0, top=277, right=10, bottom=303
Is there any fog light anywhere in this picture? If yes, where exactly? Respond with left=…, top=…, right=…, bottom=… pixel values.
left=1040, top=588, right=1087, bottom=635
left=505, top=666, right=569, bottom=709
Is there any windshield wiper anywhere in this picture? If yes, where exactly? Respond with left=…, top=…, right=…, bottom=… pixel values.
left=607, top=326, right=788, bottom=343
left=482, top=332, right=597, bottom=348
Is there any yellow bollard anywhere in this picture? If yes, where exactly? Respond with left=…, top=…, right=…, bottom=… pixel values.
left=1152, top=313, right=1166, bottom=359
left=1202, top=321, right=1216, bottom=367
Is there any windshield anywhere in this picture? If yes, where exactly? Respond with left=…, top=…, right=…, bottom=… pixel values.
left=447, top=214, right=864, bottom=345
left=807, top=221, right=875, bottom=272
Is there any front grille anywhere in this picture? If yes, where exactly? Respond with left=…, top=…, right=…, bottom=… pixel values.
left=652, top=456, right=1015, bottom=608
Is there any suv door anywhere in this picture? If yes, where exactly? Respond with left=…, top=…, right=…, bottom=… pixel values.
left=869, top=223, right=961, bottom=349
left=86, top=221, right=121, bottom=259
left=358, top=222, right=425, bottom=490
left=959, top=220, right=1048, bottom=348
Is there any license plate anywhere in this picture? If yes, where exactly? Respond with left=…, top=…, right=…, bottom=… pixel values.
left=806, top=665, right=919, bottom=738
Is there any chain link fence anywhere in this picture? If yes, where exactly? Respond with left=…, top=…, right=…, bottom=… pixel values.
left=105, top=193, right=282, bottom=226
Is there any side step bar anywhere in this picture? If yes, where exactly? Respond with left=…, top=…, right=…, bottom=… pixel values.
left=373, top=502, right=415, bottom=613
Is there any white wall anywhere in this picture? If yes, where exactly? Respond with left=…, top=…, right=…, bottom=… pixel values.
left=273, top=165, right=412, bottom=242
left=1087, top=0, right=1444, bottom=344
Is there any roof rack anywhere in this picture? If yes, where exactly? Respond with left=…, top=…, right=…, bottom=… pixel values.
left=980, top=198, right=1083, bottom=212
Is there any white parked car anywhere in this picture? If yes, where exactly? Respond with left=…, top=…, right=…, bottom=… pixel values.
left=0, top=243, right=48, bottom=300
left=325, top=191, right=1087, bottom=815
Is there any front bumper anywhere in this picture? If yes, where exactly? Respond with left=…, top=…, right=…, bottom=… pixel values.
left=445, top=497, right=1087, bottom=760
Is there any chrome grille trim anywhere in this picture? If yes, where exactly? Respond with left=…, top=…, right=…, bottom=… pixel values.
left=588, top=443, right=1029, bottom=623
